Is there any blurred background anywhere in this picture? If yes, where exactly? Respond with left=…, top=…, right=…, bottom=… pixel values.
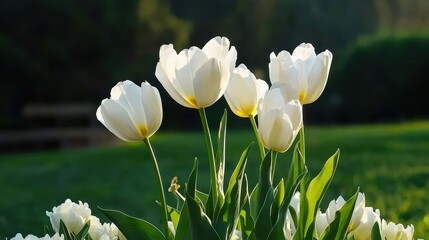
left=1, top=0, right=429, bottom=238
left=2, top=0, right=429, bottom=136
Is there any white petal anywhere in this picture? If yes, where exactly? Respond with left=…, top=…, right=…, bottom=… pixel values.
left=155, top=62, right=193, bottom=108
left=97, top=99, right=142, bottom=141
left=141, top=81, right=163, bottom=138
left=225, top=46, right=237, bottom=71
left=112, top=80, right=145, bottom=126
left=194, top=58, right=229, bottom=108
left=304, top=50, right=332, bottom=104
left=202, top=36, right=231, bottom=60
left=291, top=43, right=316, bottom=61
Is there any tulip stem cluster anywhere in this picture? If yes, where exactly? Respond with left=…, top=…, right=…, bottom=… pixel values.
left=143, top=138, right=170, bottom=239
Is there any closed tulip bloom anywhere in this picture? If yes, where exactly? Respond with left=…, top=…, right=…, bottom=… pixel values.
left=224, top=64, right=268, bottom=117
left=381, top=220, right=414, bottom=240
left=257, top=88, right=303, bottom=153
left=96, top=80, right=163, bottom=142
left=269, top=43, right=332, bottom=104
left=155, top=36, right=237, bottom=109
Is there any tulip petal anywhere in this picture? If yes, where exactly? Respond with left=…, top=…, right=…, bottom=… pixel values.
left=156, top=62, right=193, bottom=108
left=141, top=81, right=163, bottom=138
left=291, top=43, right=316, bottom=61
left=110, top=81, right=145, bottom=127
left=194, top=58, right=229, bottom=108
left=260, top=109, right=294, bottom=153
left=305, top=50, right=332, bottom=104
left=202, top=36, right=230, bottom=61
left=96, top=99, right=142, bottom=141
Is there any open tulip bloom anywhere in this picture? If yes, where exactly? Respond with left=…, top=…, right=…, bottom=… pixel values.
left=11, top=37, right=421, bottom=240
left=269, top=43, right=332, bottom=104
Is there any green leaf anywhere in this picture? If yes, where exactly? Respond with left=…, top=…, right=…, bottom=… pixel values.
left=257, top=151, right=273, bottom=214
left=271, top=179, right=285, bottom=224
left=219, top=144, right=251, bottom=238
left=214, top=110, right=228, bottom=216
left=304, top=149, right=340, bottom=236
left=166, top=204, right=180, bottom=234
left=75, top=221, right=90, bottom=240
left=252, top=186, right=274, bottom=240
left=186, top=191, right=221, bottom=240
left=174, top=202, right=191, bottom=240
left=59, top=220, right=72, bottom=240
left=267, top=171, right=306, bottom=240
left=196, top=190, right=209, bottom=207
left=371, top=222, right=382, bottom=240
left=239, top=175, right=254, bottom=240
left=319, top=189, right=360, bottom=240
left=187, top=158, right=198, bottom=198
left=100, top=208, right=166, bottom=240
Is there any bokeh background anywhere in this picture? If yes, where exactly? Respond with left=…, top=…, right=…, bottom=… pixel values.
left=1, top=0, right=429, bottom=238
left=2, top=0, right=429, bottom=131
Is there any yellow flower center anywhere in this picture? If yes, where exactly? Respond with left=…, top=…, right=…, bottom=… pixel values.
left=137, top=125, right=148, bottom=139
left=185, top=96, right=199, bottom=108
left=236, top=105, right=256, bottom=118
left=299, top=91, right=306, bottom=103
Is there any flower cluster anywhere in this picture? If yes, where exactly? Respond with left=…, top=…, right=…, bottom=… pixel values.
left=10, top=36, right=421, bottom=240
left=10, top=199, right=125, bottom=240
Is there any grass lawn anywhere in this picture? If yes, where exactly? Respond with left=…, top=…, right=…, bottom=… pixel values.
left=1, top=121, right=429, bottom=238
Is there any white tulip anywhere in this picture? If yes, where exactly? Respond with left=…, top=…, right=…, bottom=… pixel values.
left=257, top=87, right=303, bottom=153
left=381, top=219, right=414, bottom=240
left=10, top=234, right=61, bottom=240
left=269, top=43, right=332, bottom=104
left=224, top=64, right=268, bottom=117
left=96, top=80, right=163, bottom=142
left=349, top=207, right=381, bottom=240
left=155, top=36, right=237, bottom=109
left=46, top=199, right=92, bottom=235
left=315, top=193, right=366, bottom=237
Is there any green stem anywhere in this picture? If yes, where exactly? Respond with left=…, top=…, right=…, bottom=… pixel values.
left=143, top=138, right=170, bottom=239
left=198, top=108, right=218, bottom=206
left=249, top=115, right=265, bottom=160
left=299, top=125, right=305, bottom=162
left=271, top=151, right=278, bottom=184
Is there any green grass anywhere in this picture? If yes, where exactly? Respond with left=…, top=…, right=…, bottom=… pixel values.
left=1, top=121, right=429, bottom=238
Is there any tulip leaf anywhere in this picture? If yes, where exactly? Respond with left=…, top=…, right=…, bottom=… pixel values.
left=166, top=204, right=180, bottom=234
left=304, top=149, right=339, bottom=236
left=271, top=178, right=285, bottom=224
left=99, top=208, right=166, bottom=240
left=238, top=174, right=254, bottom=239
left=174, top=202, right=191, bottom=240
left=267, top=171, right=306, bottom=240
left=319, top=189, right=359, bottom=240
left=215, top=110, right=227, bottom=212
left=256, top=150, right=272, bottom=214
left=218, top=143, right=250, bottom=238
left=185, top=191, right=221, bottom=240
left=371, top=222, right=382, bottom=240
left=75, top=221, right=90, bottom=240
left=187, top=158, right=198, bottom=198
left=59, top=220, right=72, bottom=240
left=251, top=185, right=274, bottom=240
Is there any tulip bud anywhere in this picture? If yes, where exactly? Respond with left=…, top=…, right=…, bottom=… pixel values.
left=224, top=64, right=268, bottom=117
left=96, top=80, right=163, bottom=141
left=257, top=87, right=303, bottom=153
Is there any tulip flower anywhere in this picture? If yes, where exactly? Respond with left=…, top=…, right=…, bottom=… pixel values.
left=381, top=220, right=414, bottom=240
left=224, top=64, right=268, bottom=117
left=269, top=43, right=332, bottom=104
left=257, top=87, right=303, bottom=153
left=96, top=80, right=163, bottom=142
left=349, top=207, right=381, bottom=240
left=155, top=36, right=237, bottom=109
left=46, top=199, right=92, bottom=235
left=315, top=192, right=366, bottom=237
